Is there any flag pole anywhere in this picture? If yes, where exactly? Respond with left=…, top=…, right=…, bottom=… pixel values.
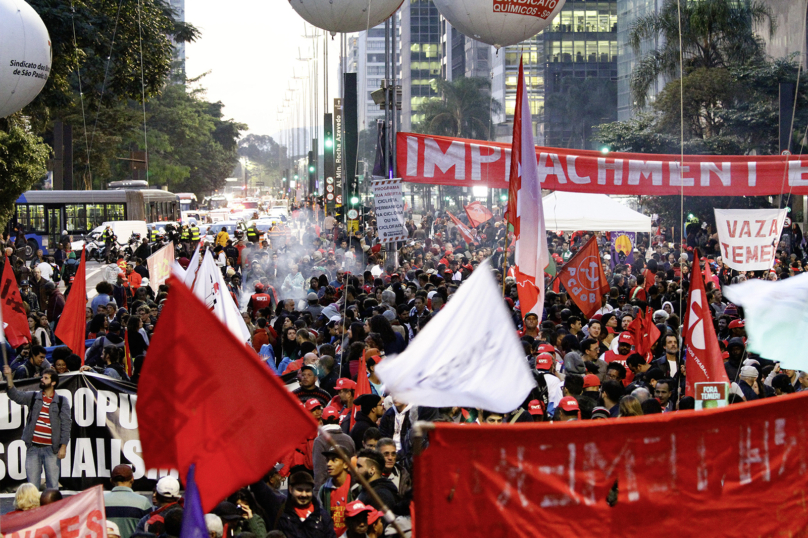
left=318, top=426, right=406, bottom=538
left=502, top=231, right=509, bottom=297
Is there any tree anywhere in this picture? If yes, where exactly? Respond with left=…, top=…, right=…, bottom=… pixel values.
left=0, top=116, right=50, bottom=228
left=413, top=77, right=501, bottom=140
left=629, top=0, right=775, bottom=108
left=238, top=134, right=288, bottom=190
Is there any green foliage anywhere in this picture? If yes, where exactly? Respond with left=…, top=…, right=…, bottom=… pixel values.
left=629, top=0, right=774, bottom=108
left=0, top=117, right=51, bottom=228
left=545, top=77, right=618, bottom=149
left=238, top=134, right=288, bottom=188
left=413, top=77, right=501, bottom=140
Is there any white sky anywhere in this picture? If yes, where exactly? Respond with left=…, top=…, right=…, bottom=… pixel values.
left=185, top=0, right=343, bottom=140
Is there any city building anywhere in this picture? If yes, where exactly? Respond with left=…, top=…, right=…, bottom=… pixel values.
left=169, top=0, right=186, bottom=78
left=440, top=20, right=493, bottom=81
left=347, top=21, right=400, bottom=133
left=491, top=0, right=618, bottom=147
left=399, top=0, right=442, bottom=130
left=616, top=0, right=664, bottom=121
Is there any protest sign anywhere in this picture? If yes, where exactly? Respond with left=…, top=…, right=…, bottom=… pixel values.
left=694, top=382, right=728, bottom=409
left=714, top=208, right=787, bottom=270
left=0, top=373, right=176, bottom=491
left=146, top=242, right=175, bottom=294
left=610, top=231, right=635, bottom=267
left=371, top=178, right=408, bottom=243
left=0, top=485, right=106, bottom=537
left=415, top=392, right=808, bottom=537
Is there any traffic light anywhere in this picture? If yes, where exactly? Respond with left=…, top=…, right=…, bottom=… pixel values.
left=307, top=150, right=315, bottom=192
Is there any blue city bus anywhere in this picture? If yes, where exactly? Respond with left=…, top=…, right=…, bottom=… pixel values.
left=10, top=189, right=180, bottom=259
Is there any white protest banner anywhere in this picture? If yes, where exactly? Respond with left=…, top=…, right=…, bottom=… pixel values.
left=376, top=259, right=536, bottom=413
left=371, top=178, right=408, bottom=243
left=146, top=242, right=174, bottom=294
left=714, top=208, right=787, bottom=270
left=0, top=484, right=107, bottom=538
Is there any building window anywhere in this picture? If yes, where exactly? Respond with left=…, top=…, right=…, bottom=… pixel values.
left=65, top=204, right=87, bottom=232
left=87, top=204, right=105, bottom=229
left=107, top=203, right=125, bottom=221
left=16, top=204, right=46, bottom=233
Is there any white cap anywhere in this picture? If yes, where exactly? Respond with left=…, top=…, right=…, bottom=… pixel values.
left=155, top=476, right=181, bottom=498
left=205, top=514, right=223, bottom=538
left=107, top=521, right=121, bottom=537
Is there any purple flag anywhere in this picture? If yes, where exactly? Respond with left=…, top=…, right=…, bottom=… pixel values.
left=180, top=465, right=208, bottom=538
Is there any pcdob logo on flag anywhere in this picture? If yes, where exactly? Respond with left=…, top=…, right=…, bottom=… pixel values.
left=566, top=254, right=602, bottom=304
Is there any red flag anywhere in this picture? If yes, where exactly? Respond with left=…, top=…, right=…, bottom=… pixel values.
left=356, top=351, right=372, bottom=399
left=628, top=307, right=662, bottom=361
left=123, top=330, right=134, bottom=378
left=446, top=211, right=477, bottom=245
left=464, top=201, right=493, bottom=228
left=54, top=249, right=87, bottom=360
left=507, top=57, right=548, bottom=318
left=556, top=237, right=609, bottom=319
left=684, top=253, right=729, bottom=396
left=137, top=276, right=317, bottom=512
left=0, top=257, right=32, bottom=347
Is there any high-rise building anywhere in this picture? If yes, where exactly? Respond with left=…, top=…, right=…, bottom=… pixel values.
left=169, top=0, right=186, bottom=78
left=347, top=25, right=391, bottom=133
left=440, top=20, right=493, bottom=81
left=491, top=0, right=618, bottom=146
left=616, top=0, right=664, bottom=121
left=399, top=0, right=442, bottom=130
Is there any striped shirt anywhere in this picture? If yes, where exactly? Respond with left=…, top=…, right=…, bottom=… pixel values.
left=32, top=395, right=53, bottom=446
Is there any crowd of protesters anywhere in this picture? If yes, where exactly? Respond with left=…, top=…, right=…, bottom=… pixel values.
left=2, top=199, right=806, bottom=537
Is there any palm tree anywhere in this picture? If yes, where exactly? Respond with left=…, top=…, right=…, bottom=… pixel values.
left=629, top=0, right=775, bottom=108
left=414, top=77, right=501, bottom=140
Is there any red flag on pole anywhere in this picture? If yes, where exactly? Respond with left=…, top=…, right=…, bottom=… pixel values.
left=137, top=276, right=317, bottom=512
left=628, top=307, right=662, bottom=362
left=123, top=330, right=134, bottom=378
left=0, top=257, right=32, bottom=348
left=684, top=253, right=730, bottom=396
left=446, top=211, right=477, bottom=245
left=54, top=249, right=86, bottom=360
left=356, top=354, right=372, bottom=399
left=507, top=57, right=548, bottom=318
left=464, top=201, right=493, bottom=228
left=556, top=237, right=609, bottom=319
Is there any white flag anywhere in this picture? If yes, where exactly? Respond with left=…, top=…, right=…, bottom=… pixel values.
left=189, top=251, right=251, bottom=343
left=724, top=273, right=808, bottom=370
left=183, top=242, right=202, bottom=289
left=376, top=259, right=535, bottom=413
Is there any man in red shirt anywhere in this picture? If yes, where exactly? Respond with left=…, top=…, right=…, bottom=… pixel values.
left=250, top=318, right=277, bottom=353
left=317, top=446, right=355, bottom=536
left=604, top=332, right=634, bottom=385
left=247, top=283, right=272, bottom=320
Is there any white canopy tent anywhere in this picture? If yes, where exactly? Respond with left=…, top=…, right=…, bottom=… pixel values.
left=542, top=191, right=652, bottom=233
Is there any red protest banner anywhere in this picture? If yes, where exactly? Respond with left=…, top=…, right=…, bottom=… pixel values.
left=1, top=256, right=32, bottom=347
left=415, top=393, right=808, bottom=537
left=397, top=131, right=808, bottom=196
left=0, top=485, right=106, bottom=537
left=55, top=249, right=87, bottom=360
left=446, top=211, right=477, bottom=245
left=556, top=237, right=609, bottom=319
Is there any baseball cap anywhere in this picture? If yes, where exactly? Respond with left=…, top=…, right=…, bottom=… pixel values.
left=524, top=312, right=539, bottom=320
left=367, top=509, right=383, bottom=525
left=728, top=319, right=745, bottom=329
left=618, top=332, right=634, bottom=345
left=106, top=522, right=121, bottom=538
left=321, top=406, right=340, bottom=422
left=20, top=280, right=29, bottom=287
left=307, top=292, right=319, bottom=301
left=321, top=445, right=345, bottom=459
left=299, top=364, right=316, bottom=374
left=583, top=374, right=601, bottom=388
left=527, top=400, right=544, bottom=416
left=335, top=378, right=357, bottom=391
left=740, top=365, right=758, bottom=378
left=558, top=396, right=580, bottom=413
left=304, top=398, right=323, bottom=411
left=111, top=464, right=134, bottom=481
left=345, top=500, right=374, bottom=518
left=535, top=352, right=554, bottom=371
left=591, top=406, right=610, bottom=420
left=537, top=343, right=555, bottom=355
left=156, top=476, right=181, bottom=498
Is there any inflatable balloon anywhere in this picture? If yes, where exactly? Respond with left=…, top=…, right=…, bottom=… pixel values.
left=433, top=0, right=566, bottom=48
left=288, top=0, right=403, bottom=34
left=0, top=0, right=51, bottom=118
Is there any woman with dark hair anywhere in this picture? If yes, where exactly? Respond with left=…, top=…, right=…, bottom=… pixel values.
left=87, top=314, right=107, bottom=339
left=317, top=274, right=329, bottom=297
left=345, top=321, right=366, bottom=350
left=35, top=314, right=52, bottom=347
left=369, top=314, right=406, bottom=355
left=280, top=326, right=299, bottom=361
left=126, top=316, right=148, bottom=358
left=343, top=340, right=367, bottom=379
left=559, top=334, right=581, bottom=355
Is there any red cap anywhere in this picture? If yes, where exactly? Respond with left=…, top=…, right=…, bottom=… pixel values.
left=304, top=398, right=323, bottom=411
left=618, top=332, right=634, bottom=345
left=592, top=313, right=603, bottom=321
left=335, top=378, right=357, bottom=391
left=537, top=343, right=555, bottom=355
left=722, top=351, right=729, bottom=359
left=527, top=400, right=544, bottom=416
left=583, top=374, right=601, bottom=388
left=559, top=396, right=580, bottom=413
left=535, top=353, right=554, bottom=371
left=367, top=509, right=383, bottom=525
left=322, top=406, right=339, bottom=421
left=728, top=319, right=745, bottom=329
left=345, top=500, right=374, bottom=518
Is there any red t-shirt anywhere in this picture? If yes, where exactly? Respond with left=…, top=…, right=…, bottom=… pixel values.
left=330, top=476, right=351, bottom=535
left=32, top=394, right=53, bottom=446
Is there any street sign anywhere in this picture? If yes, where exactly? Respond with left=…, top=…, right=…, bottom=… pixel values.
left=347, top=209, right=358, bottom=219
left=326, top=184, right=334, bottom=193
left=255, top=181, right=265, bottom=186
left=326, top=176, right=334, bottom=185
left=326, top=193, right=335, bottom=201
left=336, top=194, right=343, bottom=204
